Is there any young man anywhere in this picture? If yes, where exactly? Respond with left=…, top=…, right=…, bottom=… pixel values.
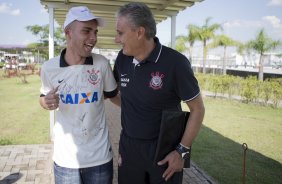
left=39, top=6, right=118, bottom=184
left=113, top=2, right=205, bottom=184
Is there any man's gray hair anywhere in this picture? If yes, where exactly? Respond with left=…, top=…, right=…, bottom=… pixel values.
left=117, top=2, right=156, bottom=39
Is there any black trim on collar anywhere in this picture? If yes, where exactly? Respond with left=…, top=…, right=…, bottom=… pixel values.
left=59, top=48, right=94, bottom=67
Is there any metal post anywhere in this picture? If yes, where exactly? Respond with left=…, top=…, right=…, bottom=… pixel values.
left=242, top=143, right=248, bottom=184
left=48, top=6, right=55, bottom=141
left=170, top=15, right=176, bottom=49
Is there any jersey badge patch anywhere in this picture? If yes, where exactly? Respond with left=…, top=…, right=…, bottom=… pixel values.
left=87, top=68, right=100, bottom=86
left=149, top=72, right=164, bottom=90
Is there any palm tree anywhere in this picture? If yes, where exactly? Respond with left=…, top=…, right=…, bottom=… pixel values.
left=175, top=35, right=188, bottom=53
left=175, top=25, right=199, bottom=64
left=247, top=29, right=281, bottom=81
left=192, top=17, right=222, bottom=73
left=208, top=34, right=240, bottom=75
left=186, top=24, right=199, bottom=63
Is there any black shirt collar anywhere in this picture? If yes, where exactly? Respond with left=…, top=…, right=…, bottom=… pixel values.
left=59, top=48, right=93, bottom=67
left=135, top=37, right=162, bottom=65
left=145, top=37, right=162, bottom=63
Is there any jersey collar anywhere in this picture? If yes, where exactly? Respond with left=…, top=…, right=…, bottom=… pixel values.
left=59, top=48, right=93, bottom=67
left=146, top=37, right=162, bottom=63
left=134, top=37, right=162, bottom=65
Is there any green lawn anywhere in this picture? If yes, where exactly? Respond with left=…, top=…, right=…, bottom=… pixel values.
left=0, top=74, right=50, bottom=145
left=1, top=73, right=281, bottom=183
left=182, top=97, right=282, bottom=184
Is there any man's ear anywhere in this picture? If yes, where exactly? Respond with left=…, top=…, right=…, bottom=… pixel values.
left=64, top=27, right=71, bottom=39
left=137, top=27, right=146, bottom=39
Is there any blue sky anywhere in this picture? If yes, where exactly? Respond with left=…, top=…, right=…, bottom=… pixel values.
left=0, top=0, right=282, bottom=53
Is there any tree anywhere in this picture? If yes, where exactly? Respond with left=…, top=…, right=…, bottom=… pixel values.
left=175, top=25, right=199, bottom=65
left=190, top=17, right=222, bottom=74
left=186, top=24, right=199, bottom=63
left=175, top=35, right=188, bottom=53
left=208, top=34, right=240, bottom=75
left=26, top=24, right=65, bottom=59
left=247, top=29, right=281, bottom=81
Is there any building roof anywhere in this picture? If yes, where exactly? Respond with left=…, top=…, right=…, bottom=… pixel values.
left=40, top=0, right=204, bottom=49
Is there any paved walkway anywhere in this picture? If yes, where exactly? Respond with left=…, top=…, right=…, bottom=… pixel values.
left=0, top=101, right=216, bottom=184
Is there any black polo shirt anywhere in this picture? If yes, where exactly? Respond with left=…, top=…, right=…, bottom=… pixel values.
left=113, top=37, right=200, bottom=140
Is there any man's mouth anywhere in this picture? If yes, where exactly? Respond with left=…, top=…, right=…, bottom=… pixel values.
left=85, top=43, right=94, bottom=50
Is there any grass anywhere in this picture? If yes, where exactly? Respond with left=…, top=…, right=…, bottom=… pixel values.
left=182, top=97, right=282, bottom=183
left=0, top=73, right=51, bottom=145
left=1, top=73, right=281, bottom=183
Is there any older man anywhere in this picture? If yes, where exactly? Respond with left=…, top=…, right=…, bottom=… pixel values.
left=113, top=2, right=205, bottom=184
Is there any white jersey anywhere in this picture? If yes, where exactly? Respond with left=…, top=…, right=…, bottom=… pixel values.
left=40, top=51, right=117, bottom=168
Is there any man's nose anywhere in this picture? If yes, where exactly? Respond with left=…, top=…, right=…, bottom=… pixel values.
left=115, top=35, right=120, bottom=43
left=90, top=32, right=97, bottom=40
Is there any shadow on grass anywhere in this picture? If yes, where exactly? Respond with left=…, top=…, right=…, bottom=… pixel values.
left=192, top=125, right=282, bottom=184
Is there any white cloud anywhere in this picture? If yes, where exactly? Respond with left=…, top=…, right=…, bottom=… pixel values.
left=11, top=9, right=20, bottom=16
left=40, top=8, right=48, bottom=14
left=22, top=39, right=32, bottom=45
left=223, top=20, right=241, bottom=28
left=221, top=17, right=282, bottom=42
left=263, top=16, right=282, bottom=28
left=267, top=0, right=282, bottom=6
left=0, top=3, right=9, bottom=12
left=223, top=20, right=262, bottom=28
left=262, top=16, right=282, bottom=38
left=0, top=3, right=20, bottom=16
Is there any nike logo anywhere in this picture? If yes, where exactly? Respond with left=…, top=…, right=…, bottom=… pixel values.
left=121, top=74, right=127, bottom=77
left=58, top=79, right=64, bottom=83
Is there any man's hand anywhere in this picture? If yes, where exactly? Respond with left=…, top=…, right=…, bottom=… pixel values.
left=40, top=87, right=59, bottom=110
left=157, top=150, right=184, bottom=181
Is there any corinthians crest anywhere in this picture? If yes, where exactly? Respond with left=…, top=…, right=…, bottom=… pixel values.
left=149, top=72, right=165, bottom=90
left=87, top=68, right=100, bottom=86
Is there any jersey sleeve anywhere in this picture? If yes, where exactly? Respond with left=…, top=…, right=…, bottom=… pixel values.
left=103, top=60, right=118, bottom=97
left=113, top=50, right=122, bottom=83
left=174, top=57, right=200, bottom=102
left=39, top=63, right=53, bottom=96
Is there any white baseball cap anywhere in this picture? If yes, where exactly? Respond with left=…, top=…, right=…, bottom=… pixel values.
left=63, top=6, right=105, bottom=30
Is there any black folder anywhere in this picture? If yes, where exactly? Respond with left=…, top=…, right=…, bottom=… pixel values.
left=154, top=110, right=191, bottom=168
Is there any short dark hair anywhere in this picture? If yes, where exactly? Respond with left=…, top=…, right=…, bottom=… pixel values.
left=117, top=2, right=156, bottom=39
